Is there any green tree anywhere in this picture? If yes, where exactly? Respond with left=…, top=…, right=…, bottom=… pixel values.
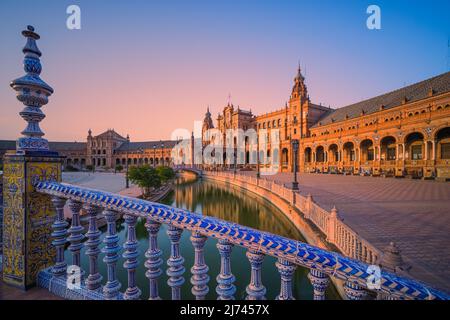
left=128, top=165, right=161, bottom=196
left=115, top=164, right=123, bottom=172
left=156, top=166, right=175, bottom=182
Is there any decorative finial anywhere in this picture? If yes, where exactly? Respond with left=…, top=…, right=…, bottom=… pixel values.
left=11, top=25, right=53, bottom=152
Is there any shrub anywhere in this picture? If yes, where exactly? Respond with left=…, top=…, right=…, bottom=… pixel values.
left=128, top=165, right=161, bottom=196
left=156, top=166, right=175, bottom=182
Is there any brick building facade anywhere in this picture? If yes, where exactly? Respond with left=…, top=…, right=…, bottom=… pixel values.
left=202, top=68, right=450, bottom=179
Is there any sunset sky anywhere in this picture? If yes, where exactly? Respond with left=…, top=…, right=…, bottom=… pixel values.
left=0, top=0, right=449, bottom=142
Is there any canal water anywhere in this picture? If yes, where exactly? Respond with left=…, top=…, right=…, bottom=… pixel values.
left=66, top=175, right=339, bottom=300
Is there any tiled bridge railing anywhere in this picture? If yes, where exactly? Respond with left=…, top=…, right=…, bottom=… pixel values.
left=33, top=180, right=449, bottom=300
left=205, top=171, right=380, bottom=265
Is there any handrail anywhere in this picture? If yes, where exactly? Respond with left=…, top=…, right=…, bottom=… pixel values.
left=35, top=180, right=449, bottom=300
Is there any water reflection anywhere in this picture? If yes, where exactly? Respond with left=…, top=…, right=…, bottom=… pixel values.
left=66, top=175, right=339, bottom=300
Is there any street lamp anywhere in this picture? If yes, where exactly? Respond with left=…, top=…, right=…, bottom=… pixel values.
left=256, top=134, right=260, bottom=179
left=161, top=142, right=165, bottom=167
left=125, top=134, right=130, bottom=188
left=291, top=139, right=299, bottom=190
left=139, top=147, right=144, bottom=166
left=233, top=151, right=237, bottom=176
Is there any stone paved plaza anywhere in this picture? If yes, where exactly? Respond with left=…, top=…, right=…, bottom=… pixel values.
left=239, top=171, right=450, bottom=293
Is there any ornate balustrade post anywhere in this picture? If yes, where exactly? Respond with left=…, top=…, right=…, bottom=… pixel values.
left=2, top=26, right=63, bottom=289
left=50, top=197, right=68, bottom=276
left=326, top=206, right=339, bottom=244
left=122, top=214, right=141, bottom=300
left=245, top=250, right=266, bottom=300
left=275, top=258, right=297, bottom=300
left=308, top=269, right=330, bottom=300
left=167, top=225, right=185, bottom=300
left=216, top=239, right=236, bottom=300
left=85, top=205, right=103, bottom=291
left=67, top=200, right=84, bottom=273
left=102, top=209, right=121, bottom=300
left=190, top=232, right=210, bottom=300
left=344, top=281, right=367, bottom=300
left=145, top=218, right=163, bottom=300
left=305, top=194, right=313, bottom=220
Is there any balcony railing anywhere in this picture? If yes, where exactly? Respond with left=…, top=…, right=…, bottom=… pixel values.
left=33, top=175, right=448, bottom=300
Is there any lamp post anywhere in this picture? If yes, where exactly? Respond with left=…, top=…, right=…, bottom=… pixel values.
left=233, top=151, right=237, bottom=176
left=125, top=134, right=130, bottom=188
left=139, top=147, right=144, bottom=166
left=161, top=142, right=165, bottom=167
left=153, top=145, right=156, bottom=167
left=256, top=134, right=260, bottom=179
left=291, top=139, right=299, bottom=190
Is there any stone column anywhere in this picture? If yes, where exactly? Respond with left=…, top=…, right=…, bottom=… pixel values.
left=308, top=269, right=330, bottom=300
left=2, top=25, right=63, bottom=290
left=85, top=205, right=103, bottom=291
left=344, top=281, right=367, bottom=300
left=102, top=209, right=122, bottom=300
left=275, top=258, right=297, bottom=300
left=431, top=140, right=436, bottom=160
left=166, top=225, right=185, bottom=300
left=245, top=250, right=266, bottom=300
left=145, top=218, right=163, bottom=300
left=190, top=232, right=210, bottom=299
left=50, top=197, right=68, bottom=277
left=122, top=214, right=141, bottom=300
left=216, top=239, right=236, bottom=300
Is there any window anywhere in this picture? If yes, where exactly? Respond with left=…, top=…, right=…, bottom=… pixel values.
left=387, top=147, right=396, bottom=160
left=367, top=149, right=374, bottom=161
left=441, top=143, right=450, bottom=159
left=411, top=145, right=422, bottom=160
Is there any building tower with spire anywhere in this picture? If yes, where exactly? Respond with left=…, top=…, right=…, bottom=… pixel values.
left=202, top=106, right=214, bottom=147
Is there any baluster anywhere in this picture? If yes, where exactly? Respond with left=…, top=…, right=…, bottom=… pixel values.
left=355, top=240, right=361, bottom=261
left=245, top=250, right=266, bottom=300
left=216, top=239, right=236, bottom=300
left=166, top=225, right=185, bottom=300
left=308, top=269, right=330, bottom=300
left=67, top=200, right=84, bottom=275
left=51, top=196, right=68, bottom=276
left=102, top=209, right=121, bottom=299
left=122, top=214, right=141, bottom=300
left=145, top=218, right=163, bottom=300
left=344, top=281, right=367, bottom=300
left=275, top=258, right=297, bottom=300
left=85, top=205, right=103, bottom=291
left=190, top=232, right=210, bottom=299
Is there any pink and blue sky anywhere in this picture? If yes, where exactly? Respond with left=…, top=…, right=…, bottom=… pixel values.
left=0, top=0, right=449, bottom=141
